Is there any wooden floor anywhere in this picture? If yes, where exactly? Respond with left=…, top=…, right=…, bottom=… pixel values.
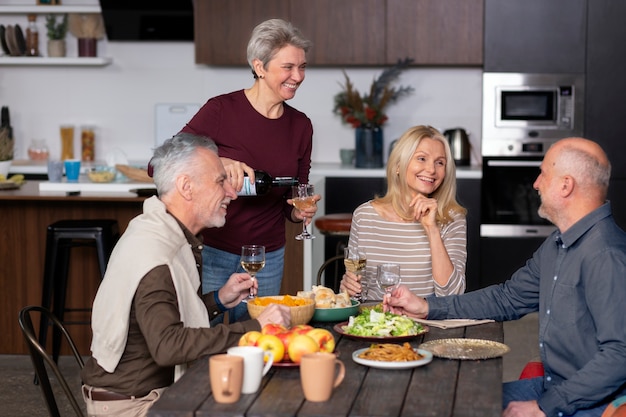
left=0, top=313, right=539, bottom=417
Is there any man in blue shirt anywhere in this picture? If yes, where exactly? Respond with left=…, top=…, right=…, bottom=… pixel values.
left=385, top=137, right=626, bottom=417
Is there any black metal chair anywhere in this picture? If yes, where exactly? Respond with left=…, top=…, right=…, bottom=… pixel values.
left=19, top=305, right=85, bottom=417
left=316, top=254, right=345, bottom=292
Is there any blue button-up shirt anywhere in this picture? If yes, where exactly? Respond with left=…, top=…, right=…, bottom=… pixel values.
left=428, top=202, right=626, bottom=417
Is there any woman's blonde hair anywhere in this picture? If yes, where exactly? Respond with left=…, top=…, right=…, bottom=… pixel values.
left=375, top=125, right=466, bottom=223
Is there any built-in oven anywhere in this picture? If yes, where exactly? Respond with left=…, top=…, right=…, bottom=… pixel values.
left=479, top=156, right=556, bottom=288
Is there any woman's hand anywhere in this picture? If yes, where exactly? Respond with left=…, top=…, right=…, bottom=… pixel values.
left=409, top=194, right=439, bottom=228
left=288, top=194, right=321, bottom=225
left=339, top=270, right=363, bottom=297
left=218, top=273, right=256, bottom=308
left=220, top=157, right=255, bottom=193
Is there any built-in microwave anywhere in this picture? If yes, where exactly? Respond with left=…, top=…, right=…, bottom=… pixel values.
left=482, top=73, right=585, bottom=157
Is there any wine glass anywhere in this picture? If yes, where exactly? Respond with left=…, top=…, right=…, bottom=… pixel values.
left=292, top=184, right=316, bottom=240
left=344, top=247, right=367, bottom=302
left=240, top=245, right=265, bottom=299
left=376, top=263, right=401, bottom=298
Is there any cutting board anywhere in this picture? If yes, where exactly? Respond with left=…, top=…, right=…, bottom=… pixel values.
left=155, top=103, right=200, bottom=146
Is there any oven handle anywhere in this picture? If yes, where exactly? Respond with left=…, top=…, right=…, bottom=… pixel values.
left=480, top=224, right=556, bottom=238
left=486, top=160, right=542, bottom=167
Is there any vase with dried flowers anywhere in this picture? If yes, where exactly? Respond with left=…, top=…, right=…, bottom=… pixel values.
left=333, top=58, right=414, bottom=168
left=68, top=13, right=105, bottom=57
left=0, top=106, right=15, bottom=178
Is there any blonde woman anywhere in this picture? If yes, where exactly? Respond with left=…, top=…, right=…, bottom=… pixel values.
left=340, top=125, right=467, bottom=299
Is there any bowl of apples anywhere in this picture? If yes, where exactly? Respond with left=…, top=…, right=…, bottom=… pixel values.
left=239, top=324, right=336, bottom=366
left=247, top=295, right=315, bottom=326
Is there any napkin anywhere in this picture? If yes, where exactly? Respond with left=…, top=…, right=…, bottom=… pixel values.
left=412, top=318, right=494, bottom=329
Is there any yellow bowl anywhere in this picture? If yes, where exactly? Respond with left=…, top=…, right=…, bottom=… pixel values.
left=247, top=296, right=315, bottom=326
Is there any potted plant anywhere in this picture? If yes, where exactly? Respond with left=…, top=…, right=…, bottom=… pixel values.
left=45, top=14, right=68, bottom=57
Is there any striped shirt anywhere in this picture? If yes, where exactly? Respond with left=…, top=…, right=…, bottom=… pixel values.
left=349, top=201, right=467, bottom=299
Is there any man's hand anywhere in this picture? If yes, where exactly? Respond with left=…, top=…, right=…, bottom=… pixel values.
left=257, top=304, right=291, bottom=328
left=218, top=273, right=256, bottom=308
left=383, top=284, right=429, bottom=319
left=502, top=400, right=545, bottom=417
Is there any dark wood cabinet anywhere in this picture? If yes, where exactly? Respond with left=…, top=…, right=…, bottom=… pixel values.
left=194, top=0, right=484, bottom=66
left=484, top=0, right=586, bottom=73
left=291, top=0, right=386, bottom=66
left=387, top=0, right=483, bottom=66
left=585, top=0, right=626, bottom=179
left=194, top=0, right=290, bottom=65
left=456, top=178, right=481, bottom=291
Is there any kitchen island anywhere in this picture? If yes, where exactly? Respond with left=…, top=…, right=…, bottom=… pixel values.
left=0, top=180, right=302, bottom=354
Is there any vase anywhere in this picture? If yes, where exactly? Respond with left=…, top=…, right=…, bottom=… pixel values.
left=47, top=39, right=66, bottom=57
left=355, top=124, right=383, bottom=168
left=78, top=38, right=97, bottom=57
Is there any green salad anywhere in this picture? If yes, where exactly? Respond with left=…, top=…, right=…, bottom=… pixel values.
left=342, top=306, right=424, bottom=337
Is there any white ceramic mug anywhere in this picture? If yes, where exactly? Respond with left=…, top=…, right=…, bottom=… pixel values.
left=227, top=346, right=273, bottom=394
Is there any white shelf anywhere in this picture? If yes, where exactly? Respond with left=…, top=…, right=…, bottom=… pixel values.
left=0, top=56, right=112, bottom=66
left=0, top=5, right=101, bottom=14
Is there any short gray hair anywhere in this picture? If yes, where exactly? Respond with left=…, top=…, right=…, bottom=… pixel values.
left=246, top=18, right=312, bottom=79
left=150, top=133, right=218, bottom=195
left=558, top=145, right=611, bottom=192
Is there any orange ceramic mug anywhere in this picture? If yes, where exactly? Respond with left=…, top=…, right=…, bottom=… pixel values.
left=300, top=352, right=345, bottom=402
left=209, top=354, right=244, bottom=404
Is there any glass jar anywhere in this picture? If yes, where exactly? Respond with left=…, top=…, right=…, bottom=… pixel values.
left=27, top=139, right=49, bottom=161
left=81, top=125, right=96, bottom=162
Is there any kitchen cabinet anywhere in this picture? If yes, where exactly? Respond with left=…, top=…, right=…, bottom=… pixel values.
left=483, top=0, right=586, bottom=73
left=194, top=0, right=484, bottom=66
left=585, top=0, right=626, bottom=179
left=386, top=0, right=483, bottom=66
left=0, top=4, right=111, bottom=66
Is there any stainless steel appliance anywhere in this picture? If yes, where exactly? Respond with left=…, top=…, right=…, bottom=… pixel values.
left=482, top=72, right=585, bottom=157
left=444, top=128, right=471, bottom=166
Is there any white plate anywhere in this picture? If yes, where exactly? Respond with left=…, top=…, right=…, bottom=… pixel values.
left=352, top=347, right=433, bottom=370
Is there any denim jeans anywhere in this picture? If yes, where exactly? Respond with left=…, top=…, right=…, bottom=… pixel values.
left=202, top=245, right=285, bottom=324
left=503, top=377, right=607, bottom=417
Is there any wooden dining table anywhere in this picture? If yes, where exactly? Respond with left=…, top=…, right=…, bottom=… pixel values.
left=147, top=320, right=505, bottom=417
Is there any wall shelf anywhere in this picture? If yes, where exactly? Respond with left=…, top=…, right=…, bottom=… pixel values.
left=0, top=5, right=101, bottom=14
left=0, top=56, right=112, bottom=66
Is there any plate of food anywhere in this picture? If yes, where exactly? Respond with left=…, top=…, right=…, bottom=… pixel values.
left=352, top=343, right=433, bottom=370
left=333, top=307, right=427, bottom=342
left=419, top=338, right=510, bottom=360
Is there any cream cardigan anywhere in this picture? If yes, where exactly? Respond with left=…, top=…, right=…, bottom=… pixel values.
left=90, top=196, right=209, bottom=373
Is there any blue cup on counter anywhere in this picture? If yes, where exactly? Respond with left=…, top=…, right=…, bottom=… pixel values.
left=64, top=159, right=81, bottom=182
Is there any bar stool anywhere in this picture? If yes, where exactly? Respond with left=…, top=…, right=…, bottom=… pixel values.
left=38, top=219, right=120, bottom=364
left=314, top=213, right=352, bottom=291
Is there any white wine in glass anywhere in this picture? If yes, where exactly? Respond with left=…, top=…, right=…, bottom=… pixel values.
left=241, top=245, right=265, bottom=299
left=292, top=184, right=316, bottom=240
left=344, top=247, right=367, bottom=301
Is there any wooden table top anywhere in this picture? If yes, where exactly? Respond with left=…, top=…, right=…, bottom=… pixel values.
left=148, top=321, right=504, bottom=417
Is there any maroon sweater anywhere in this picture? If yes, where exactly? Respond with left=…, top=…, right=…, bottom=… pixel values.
left=181, top=90, right=313, bottom=254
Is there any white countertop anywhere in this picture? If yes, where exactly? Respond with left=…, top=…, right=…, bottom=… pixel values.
left=310, top=162, right=482, bottom=179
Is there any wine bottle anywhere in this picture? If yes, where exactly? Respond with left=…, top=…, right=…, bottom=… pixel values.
left=0, top=106, right=14, bottom=161
left=238, top=170, right=299, bottom=196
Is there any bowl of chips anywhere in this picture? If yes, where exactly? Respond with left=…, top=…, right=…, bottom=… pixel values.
left=87, top=166, right=116, bottom=183
left=247, top=295, right=315, bottom=326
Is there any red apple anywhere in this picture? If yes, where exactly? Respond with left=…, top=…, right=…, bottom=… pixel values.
left=257, top=334, right=285, bottom=363
left=238, top=330, right=262, bottom=346
left=262, top=323, right=288, bottom=336
left=276, top=330, right=296, bottom=361
left=306, top=328, right=335, bottom=353
left=290, top=324, right=314, bottom=335
left=287, top=334, right=319, bottom=363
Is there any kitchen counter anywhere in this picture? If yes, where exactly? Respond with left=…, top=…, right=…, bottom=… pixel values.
left=310, top=162, right=482, bottom=179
